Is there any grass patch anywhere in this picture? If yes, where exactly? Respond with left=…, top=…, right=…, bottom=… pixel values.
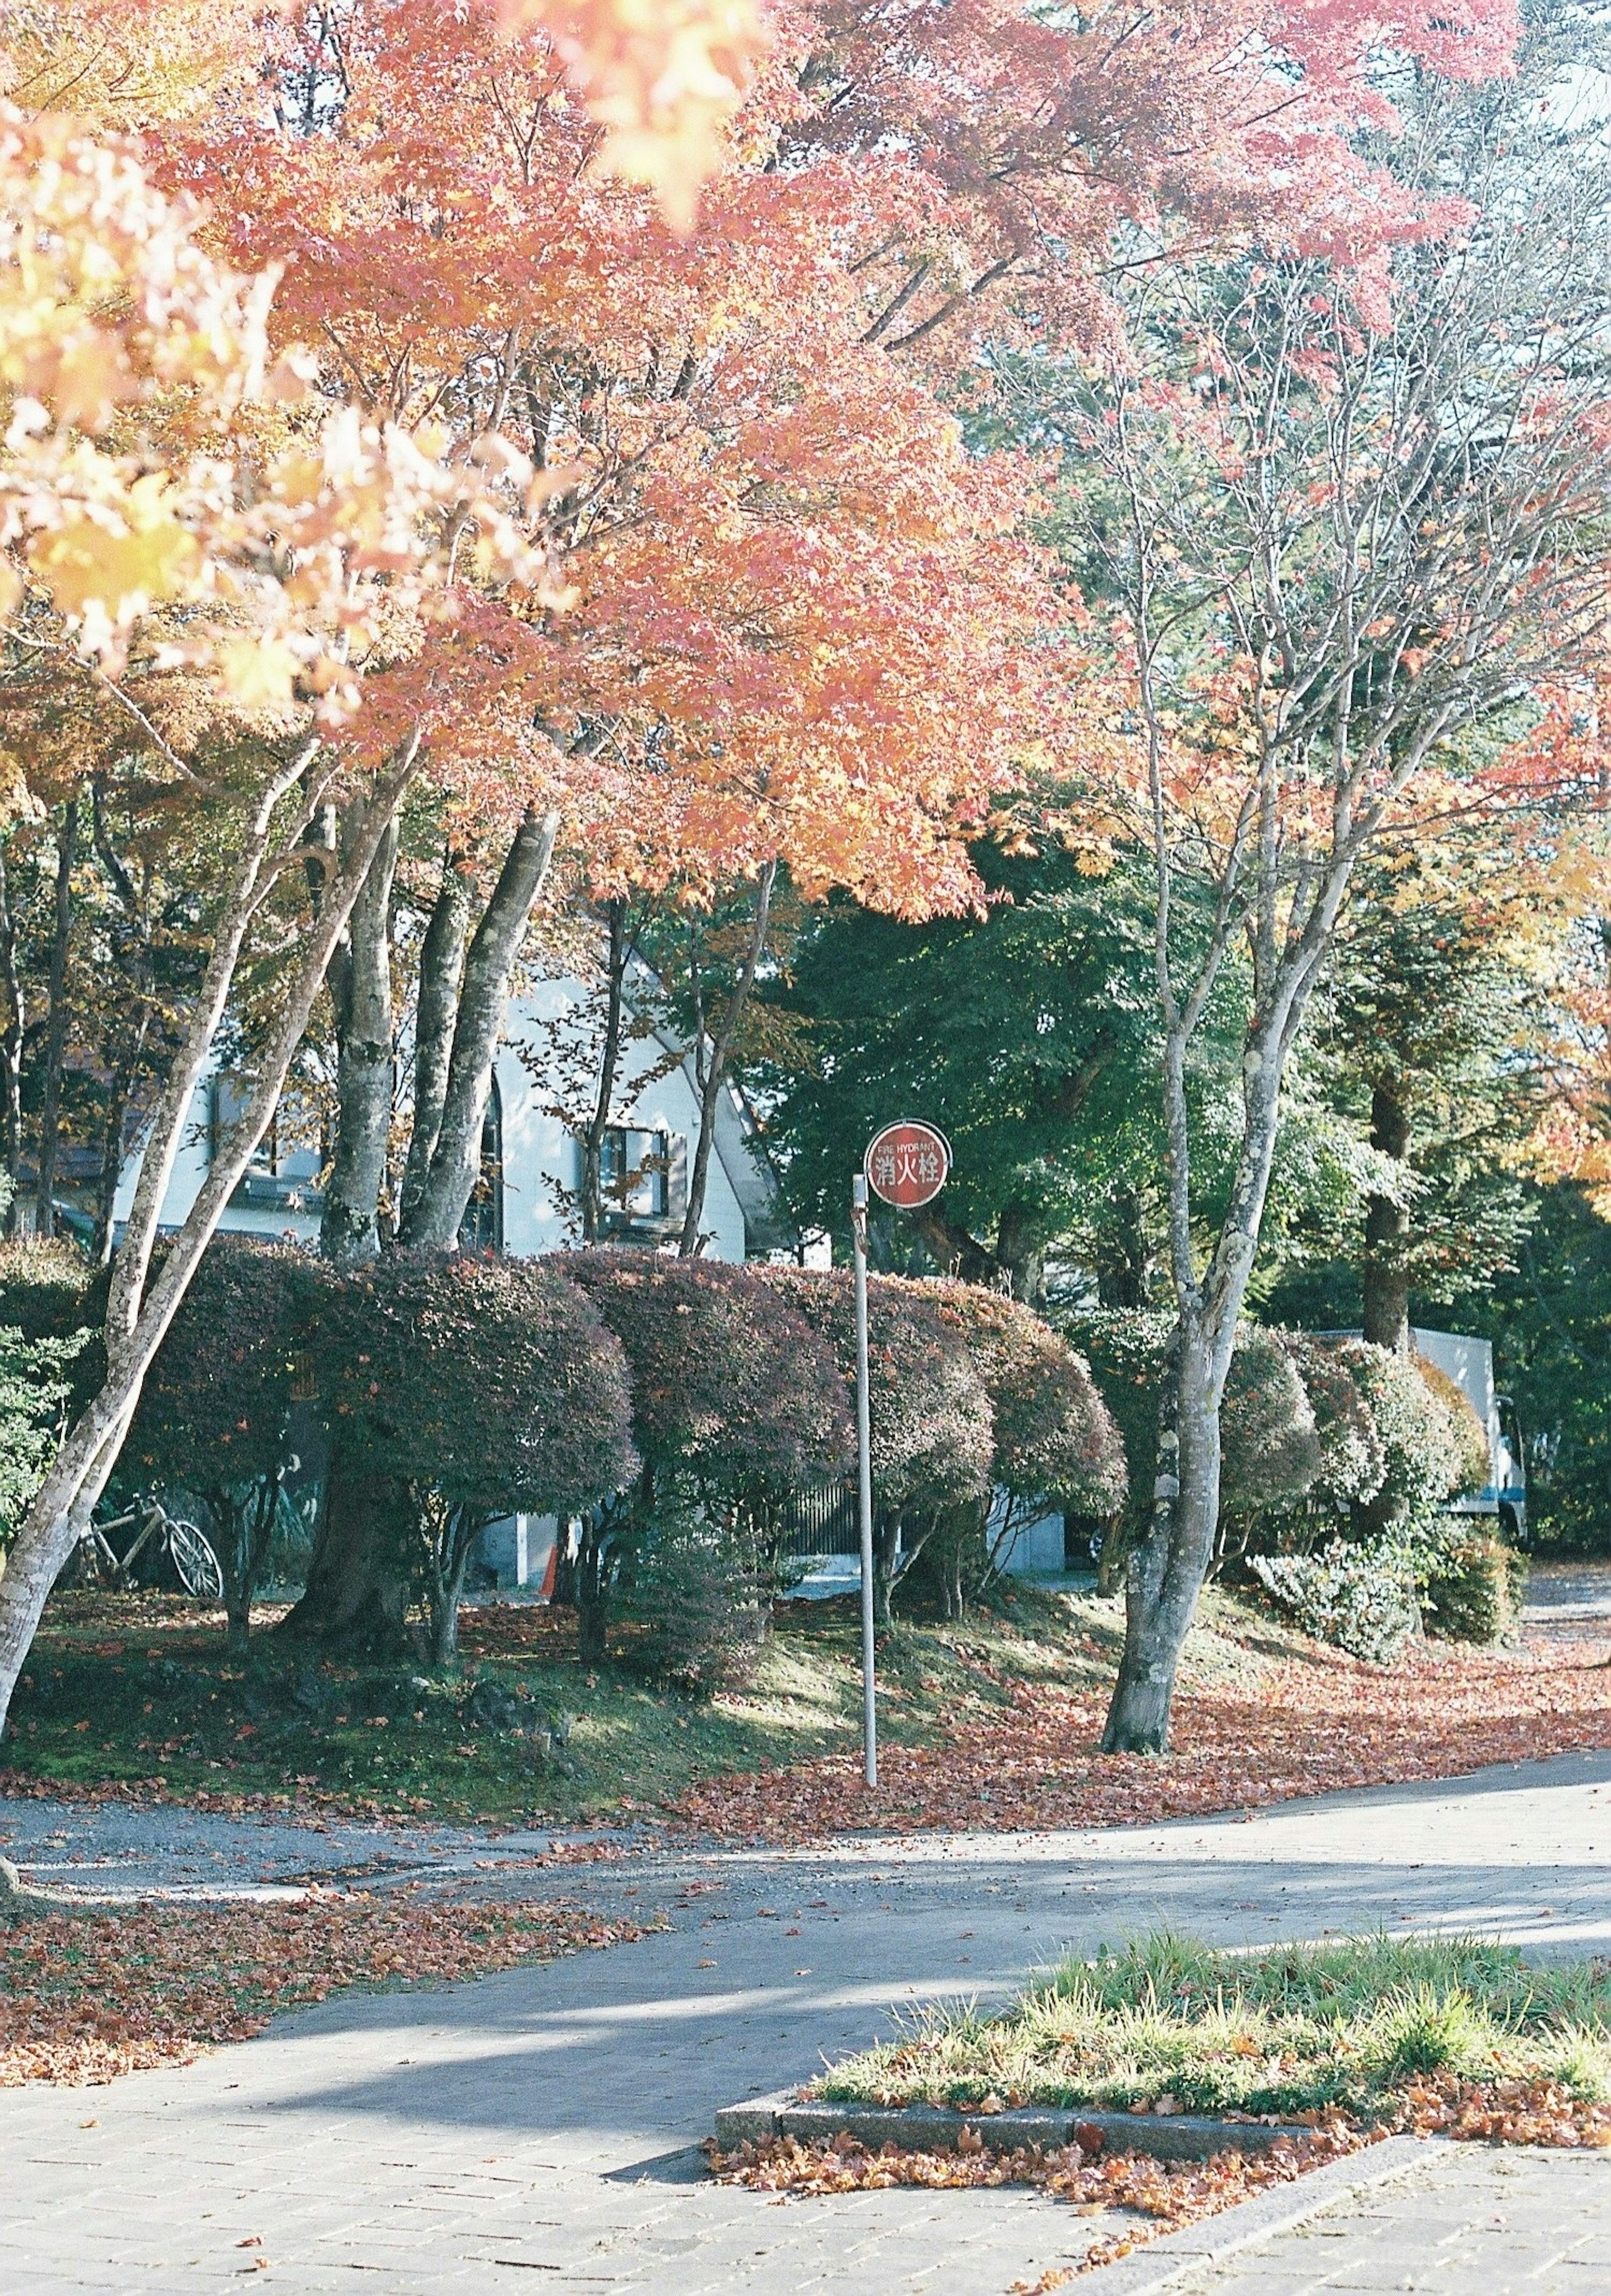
left=815, top=1932, right=1611, bottom=2122
left=0, top=1577, right=1147, bottom=1824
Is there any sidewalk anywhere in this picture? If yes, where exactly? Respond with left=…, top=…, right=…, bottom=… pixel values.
left=5, top=1748, right=1611, bottom=2291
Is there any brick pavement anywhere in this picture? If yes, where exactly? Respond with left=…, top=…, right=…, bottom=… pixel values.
left=5, top=1751, right=1611, bottom=2293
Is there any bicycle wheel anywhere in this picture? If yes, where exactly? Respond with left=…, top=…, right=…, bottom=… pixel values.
left=166, top=1518, right=224, bottom=1601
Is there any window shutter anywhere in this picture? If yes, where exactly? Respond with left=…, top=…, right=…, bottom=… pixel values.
left=666, top=1131, right=688, bottom=1221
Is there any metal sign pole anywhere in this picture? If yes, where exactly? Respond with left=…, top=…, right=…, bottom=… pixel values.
left=851, top=1171, right=877, bottom=1789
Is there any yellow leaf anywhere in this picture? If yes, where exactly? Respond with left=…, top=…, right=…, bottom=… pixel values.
left=30, top=510, right=202, bottom=622
left=217, top=637, right=300, bottom=712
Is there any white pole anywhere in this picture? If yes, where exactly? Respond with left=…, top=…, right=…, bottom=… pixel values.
left=852, top=1171, right=877, bottom=1789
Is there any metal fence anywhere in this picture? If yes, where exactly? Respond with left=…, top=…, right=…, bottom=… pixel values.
left=779, top=1478, right=861, bottom=1558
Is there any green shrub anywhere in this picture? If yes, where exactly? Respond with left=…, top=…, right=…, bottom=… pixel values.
left=563, top=1252, right=853, bottom=1665
left=1249, top=1538, right=1420, bottom=1663
left=1419, top=1524, right=1528, bottom=1644
left=1414, top=1356, right=1491, bottom=1500
left=1284, top=1335, right=1387, bottom=1516
left=0, top=1321, right=83, bottom=1548
left=1344, top=1341, right=1468, bottom=1533
left=1068, top=1310, right=1321, bottom=1555
left=617, top=1492, right=766, bottom=1693
left=1219, top=1327, right=1322, bottom=1544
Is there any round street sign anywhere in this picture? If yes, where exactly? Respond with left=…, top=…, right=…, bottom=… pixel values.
left=864, top=1119, right=952, bottom=1209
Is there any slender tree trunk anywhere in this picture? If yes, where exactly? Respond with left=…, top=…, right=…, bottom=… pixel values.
left=425, top=1503, right=483, bottom=1666
left=33, top=796, right=79, bottom=1237
left=400, top=806, right=559, bottom=1251
left=90, top=1044, right=144, bottom=1266
left=398, top=852, right=471, bottom=1233
left=0, top=848, right=25, bottom=1226
left=579, top=898, right=631, bottom=1245
left=1101, top=1323, right=1223, bottom=1751
left=873, top=1508, right=902, bottom=1628
left=1101, top=1004, right=1295, bottom=1753
left=0, top=736, right=421, bottom=1740
left=320, top=806, right=401, bottom=1265
left=679, top=860, right=775, bottom=1256
left=1362, top=1082, right=1412, bottom=1352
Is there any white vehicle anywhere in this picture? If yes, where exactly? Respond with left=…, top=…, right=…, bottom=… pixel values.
left=1412, top=1327, right=1528, bottom=1546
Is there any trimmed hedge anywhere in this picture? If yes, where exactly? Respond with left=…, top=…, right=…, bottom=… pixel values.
left=563, top=1251, right=852, bottom=1498
left=926, top=1280, right=1127, bottom=1517
left=561, top=1251, right=853, bottom=1679
left=312, top=1252, right=638, bottom=1662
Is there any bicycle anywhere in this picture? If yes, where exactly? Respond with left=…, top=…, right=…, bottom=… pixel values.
left=70, top=1495, right=224, bottom=1601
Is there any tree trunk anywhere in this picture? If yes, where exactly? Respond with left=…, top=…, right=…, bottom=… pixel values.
left=575, top=1515, right=610, bottom=1662
left=1101, top=1325, right=1223, bottom=1753
left=321, top=807, right=401, bottom=1265
left=33, top=795, right=79, bottom=1237
left=0, top=847, right=24, bottom=1224
left=422, top=1500, right=482, bottom=1666
left=873, top=1508, right=902, bottom=1628
left=1362, top=1082, right=1412, bottom=1352
left=579, top=898, right=631, bottom=1245
left=398, top=852, right=472, bottom=1234
left=0, top=735, right=420, bottom=1742
left=994, top=1204, right=1045, bottom=1305
left=1096, top=1186, right=1154, bottom=1309
left=400, top=806, right=559, bottom=1251
left=209, top=1478, right=278, bottom=1654
left=679, top=860, right=775, bottom=1256
left=90, top=1053, right=143, bottom=1267
left=281, top=1451, right=413, bottom=1660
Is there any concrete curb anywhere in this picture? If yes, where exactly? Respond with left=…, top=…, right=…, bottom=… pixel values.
left=714, top=2090, right=1324, bottom=2163
left=1085, top=2133, right=1434, bottom=2290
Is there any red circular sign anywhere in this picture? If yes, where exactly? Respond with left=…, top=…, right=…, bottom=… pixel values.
left=864, top=1119, right=952, bottom=1209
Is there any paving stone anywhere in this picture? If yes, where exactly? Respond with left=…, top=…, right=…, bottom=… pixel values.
left=8, top=1753, right=1611, bottom=2291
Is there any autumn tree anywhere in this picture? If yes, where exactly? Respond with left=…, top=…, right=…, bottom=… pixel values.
left=1032, top=13, right=1610, bottom=1752
left=0, top=0, right=760, bottom=1741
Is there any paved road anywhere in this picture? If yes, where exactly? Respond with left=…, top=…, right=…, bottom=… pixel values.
left=5, top=1750, right=1611, bottom=2292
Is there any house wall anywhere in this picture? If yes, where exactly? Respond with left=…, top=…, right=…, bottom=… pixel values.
left=112, top=976, right=751, bottom=1263
left=493, top=978, right=748, bottom=1261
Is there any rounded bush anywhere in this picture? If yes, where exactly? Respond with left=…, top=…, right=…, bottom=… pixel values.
left=1340, top=1341, right=1468, bottom=1529
left=127, top=1236, right=313, bottom=1494
left=1220, top=1328, right=1322, bottom=1524
left=314, top=1251, right=637, bottom=1515
left=925, top=1279, right=1127, bottom=1514
left=1069, top=1310, right=1321, bottom=1529
left=1413, top=1356, right=1491, bottom=1500
left=1284, top=1335, right=1387, bottom=1513
left=764, top=1266, right=995, bottom=1511
left=562, top=1250, right=852, bottom=1495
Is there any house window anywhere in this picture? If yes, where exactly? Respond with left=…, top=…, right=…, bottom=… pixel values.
left=211, top=1077, right=322, bottom=1208
left=459, top=1073, right=505, bottom=1253
left=598, top=1125, right=688, bottom=1228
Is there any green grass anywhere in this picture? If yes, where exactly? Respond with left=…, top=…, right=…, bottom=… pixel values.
left=815, top=1932, right=1611, bottom=2120
left=0, top=1576, right=1183, bottom=1824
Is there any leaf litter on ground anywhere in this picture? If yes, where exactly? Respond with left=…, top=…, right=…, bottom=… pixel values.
left=0, top=1886, right=659, bottom=2086
left=709, top=1932, right=1611, bottom=2277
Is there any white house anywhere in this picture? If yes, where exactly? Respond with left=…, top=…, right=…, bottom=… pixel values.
left=110, top=957, right=795, bottom=1265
